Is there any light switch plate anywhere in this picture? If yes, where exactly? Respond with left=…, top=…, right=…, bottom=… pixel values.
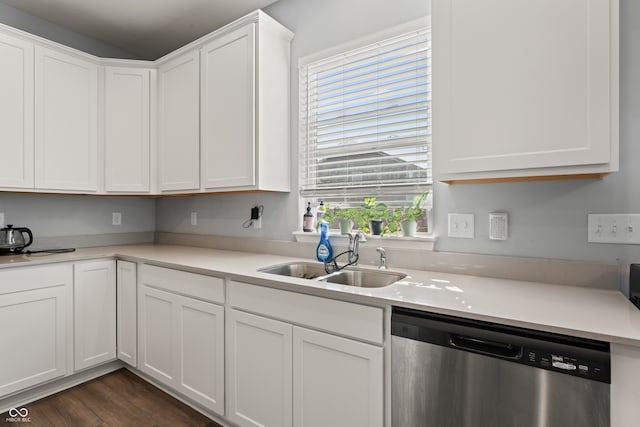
left=448, top=213, right=475, bottom=238
left=588, top=214, right=640, bottom=244
left=0, top=212, right=4, bottom=227
left=190, top=212, right=197, bottom=226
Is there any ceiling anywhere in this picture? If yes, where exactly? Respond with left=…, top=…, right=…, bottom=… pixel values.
left=0, top=0, right=279, bottom=60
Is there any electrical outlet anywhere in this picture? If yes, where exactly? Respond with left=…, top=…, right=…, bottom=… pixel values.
left=0, top=212, right=4, bottom=227
left=112, top=212, right=122, bottom=226
left=448, top=213, right=475, bottom=238
left=253, top=217, right=262, bottom=229
left=190, top=212, right=197, bottom=226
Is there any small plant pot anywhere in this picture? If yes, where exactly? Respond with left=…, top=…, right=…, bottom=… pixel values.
left=370, top=219, right=384, bottom=236
left=338, top=219, right=354, bottom=235
left=400, top=220, right=417, bottom=237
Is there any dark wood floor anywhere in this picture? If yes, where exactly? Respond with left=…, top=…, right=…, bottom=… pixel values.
left=1, top=369, right=223, bottom=427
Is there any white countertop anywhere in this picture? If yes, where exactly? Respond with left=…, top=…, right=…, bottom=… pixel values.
left=3, top=244, right=640, bottom=346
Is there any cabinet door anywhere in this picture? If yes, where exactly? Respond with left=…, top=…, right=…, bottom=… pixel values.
left=177, top=296, right=224, bottom=415
left=0, top=266, right=71, bottom=397
left=201, top=23, right=256, bottom=190
left=433, top=0, right=617, bottom=179
left=0, top=32, right=34, bottom=189
left=227, top=309, right=293, bottom=427
left=138, top=285, right=177, bottom=385
left=104, top=66, right=150, bottom=192
left=116, top=260, right=137, bottom=367
left=73, top=260, right=116, bottom=371
left=293, top=327, right=383, bottom=427
left=157, top=50, right=200, bottom=191
left=34, top=46, right=98, bottom=191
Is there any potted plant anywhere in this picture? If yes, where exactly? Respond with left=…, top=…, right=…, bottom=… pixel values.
left=333, top=207, right=360, bottom=234
left=360, top=197, right=389, bottom=236
left=394, top=192, right=428, bottom=237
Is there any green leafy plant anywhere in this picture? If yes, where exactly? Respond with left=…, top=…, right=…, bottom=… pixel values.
left=360, top=197, right=389, bottom=235
left=387, top=192, right=429, bottom=235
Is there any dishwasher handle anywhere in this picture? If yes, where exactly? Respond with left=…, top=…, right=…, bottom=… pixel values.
left=450, top=334, right=523, bottom=360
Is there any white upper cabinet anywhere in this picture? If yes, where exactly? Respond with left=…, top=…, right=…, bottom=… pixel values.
left=0, top=32, right=33, bottom=189
left=157, top=50, right=201, bottom=192
left=104, top=66, right=151, bottom=193
left=0, top=9, right=291, bottom=195
left=35, top=46, right=99, bottom=191
left=200, top=12, right=292, bottom=192
left=201, top=23, right=256, bottom=190
left=433, top=0, right=619, bottom=183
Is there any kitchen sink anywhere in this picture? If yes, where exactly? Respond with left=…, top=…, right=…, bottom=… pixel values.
left=258, top=262, right=329, bottom=280
left=259, top=262, right=406, bottom=288
left=322, top=269, right=407, bottom=288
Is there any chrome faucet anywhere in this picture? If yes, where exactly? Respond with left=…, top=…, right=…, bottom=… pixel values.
left=376, top=247, right=387, bottom=269
left=347, top=231, right=366, bottom=265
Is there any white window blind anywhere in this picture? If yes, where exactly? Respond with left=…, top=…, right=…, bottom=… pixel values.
left=299, top=27, right=431, bottom=207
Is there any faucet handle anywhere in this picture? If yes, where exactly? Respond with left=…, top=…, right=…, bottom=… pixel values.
left=355, top=230, right=367, bottom=242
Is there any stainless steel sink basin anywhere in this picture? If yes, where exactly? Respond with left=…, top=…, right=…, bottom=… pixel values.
left=321, top=269, right=407, bottom=288
left=258, top=262, right=329, bottom=280
left=259, top=261, right=406, bottom=288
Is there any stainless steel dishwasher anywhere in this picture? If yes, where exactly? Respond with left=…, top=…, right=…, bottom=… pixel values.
left=391, top=307, right=610, bottom=427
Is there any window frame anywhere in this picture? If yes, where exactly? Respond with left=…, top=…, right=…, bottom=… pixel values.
left=297, top=17, right=433, bottom=239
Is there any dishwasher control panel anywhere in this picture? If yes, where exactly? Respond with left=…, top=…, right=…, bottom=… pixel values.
left=524, top=348, right=610, bottom=383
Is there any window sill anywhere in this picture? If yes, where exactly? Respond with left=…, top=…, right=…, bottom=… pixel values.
left=292, top=230, right=435, bottom=251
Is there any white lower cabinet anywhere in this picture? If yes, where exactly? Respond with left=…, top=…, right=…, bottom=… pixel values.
left=138, top=265, right=225, bottom=415
left=116, top=260, right=137, bottom=366
left=293, top=327, right=383, bottom=427
left=73, top=260, right=116, bottom=371
left=227, top=281, right=384, bottom=427
left=0, top=265, right=72, bottom=398
left=227, top=309, right=293, bottom=427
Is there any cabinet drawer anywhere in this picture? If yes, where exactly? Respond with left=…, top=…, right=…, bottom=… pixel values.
left=139, top=264, right=224, bottom=304
left=229, top=281, right=383, bottom=345
left=0, top=264, right=72, bottom=294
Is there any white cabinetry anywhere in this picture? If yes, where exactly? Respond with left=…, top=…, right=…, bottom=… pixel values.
left=35, top=46, right=99, bottom=191
left=73, top=260, right=116, bottom=371
left=138, top=265, right=225, bottom=415
left=157, top=50, right=200, bottom=192
left=0, top=265, right=72, bottom=398
left=227, top=309, right=293, bottom=427
left=200, top=13, right=292, bottom=192
left=227, top=281, right=384, bottom=427
left=201, top=24, right=255, bottom=189
left=0, top=32, right=33, bottom=189
left=116, top=260, right=137, bottom=366
left=433, top=0, right=619, bottom=183
left=293, top=327, right=383, bottom=427
left=104, top=66, right=152, bottom=193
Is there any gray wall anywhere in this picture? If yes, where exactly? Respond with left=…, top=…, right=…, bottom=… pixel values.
left=0, top=193, right=155, bottom=238
left=157, top=0, right=640, bottom=265
left=0, top=2, right=137, bottom=58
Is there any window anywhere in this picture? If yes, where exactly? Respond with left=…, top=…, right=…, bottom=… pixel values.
left=299, top=26, right=431, bottom=213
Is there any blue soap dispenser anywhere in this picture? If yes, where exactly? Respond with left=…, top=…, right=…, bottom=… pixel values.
left=316, top=222, right=333, bottom=262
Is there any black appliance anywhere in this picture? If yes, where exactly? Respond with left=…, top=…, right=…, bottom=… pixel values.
left=630, top=264, right=640, bottom=309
